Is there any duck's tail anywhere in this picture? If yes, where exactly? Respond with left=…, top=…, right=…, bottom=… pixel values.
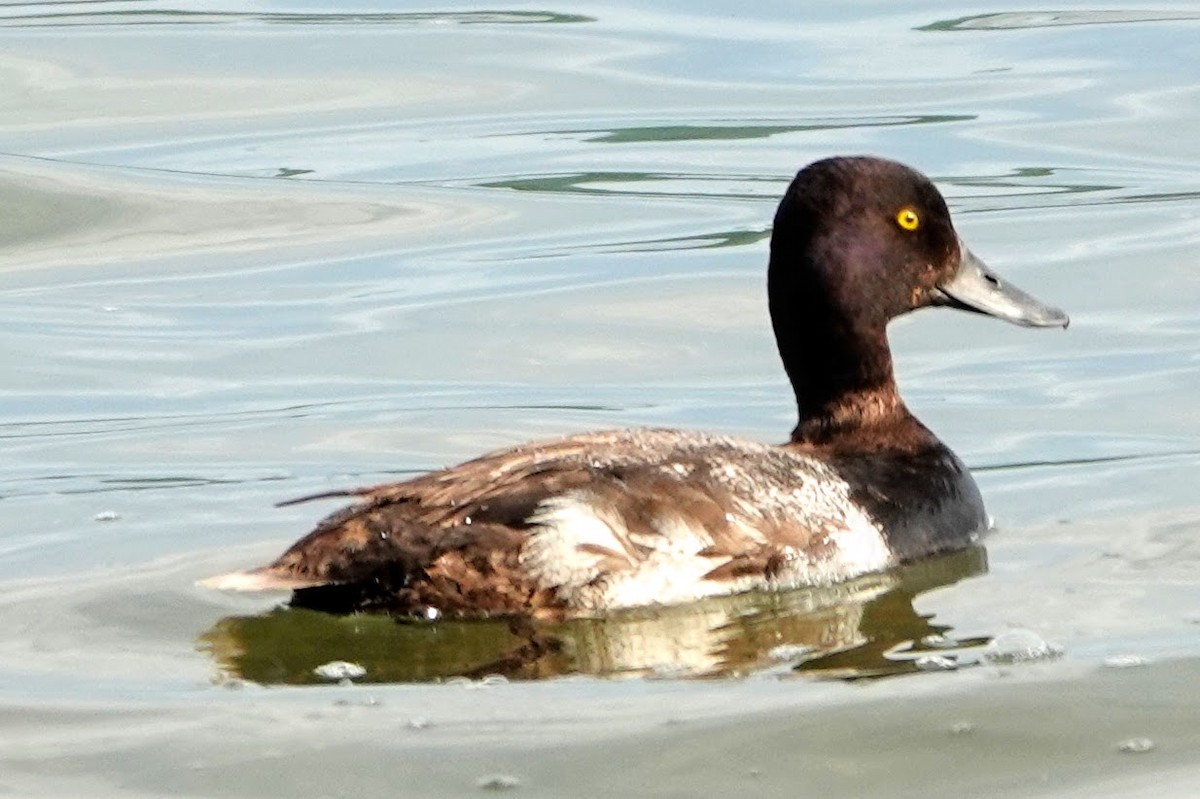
left=275, top=488, right=362, bottom=508
left=197, top=567, right=328, bottom=592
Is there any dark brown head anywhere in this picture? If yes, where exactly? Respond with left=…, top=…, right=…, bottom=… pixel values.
left=767, top=156, right=1068, bottom=439
left=770, top=157, right=963, bottom=329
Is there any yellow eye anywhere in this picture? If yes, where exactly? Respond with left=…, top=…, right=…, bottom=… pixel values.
left=895, top=207, right=920, bottom=231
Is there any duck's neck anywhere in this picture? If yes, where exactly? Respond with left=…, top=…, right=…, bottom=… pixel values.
left=769, top=267, right=932, bottom=455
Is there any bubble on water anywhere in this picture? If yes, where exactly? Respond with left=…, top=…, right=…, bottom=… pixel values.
left=479, top=674, right=509, bottom=686
left=982, top=629, right=1063, bottom=665
left=313, top=661, right=366, bottom=681
left=915, top=654, right=958, bottom=672
left=1103, top=654, right=1150, bottom=669
left=920, top=633, right=958, bottom=649
left=475, top=773, right=521, bottom=791
left=1118, top=737, right=1155, bottom=754
left=94, top=511, right=120, bottom=522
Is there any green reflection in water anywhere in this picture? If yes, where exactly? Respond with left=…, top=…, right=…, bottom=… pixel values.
left=567, top=116, right=973, bottom=145
left=941, top=166, right=1200, bottom=212
left=585, top=124, right=802, bottom=144
left=200, top=546, right=988, bottom=685
left=485, top=171, right=668, bottom=195
left=947, top=166, right=1119, bottom=199
left=467, top=225, right=769, bottom=261
left=486, top=162, right=1189, bottom=212
left=590, top=227, right=771, bottom=254
left=0, top=9, right=594, bottom=28
left=919, top=10, right=1200, bottom=32
left=481, top=171, right=778, bottom=201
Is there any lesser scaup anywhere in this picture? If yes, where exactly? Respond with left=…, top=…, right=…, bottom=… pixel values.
left=203, top=156, right=1068, bottom=617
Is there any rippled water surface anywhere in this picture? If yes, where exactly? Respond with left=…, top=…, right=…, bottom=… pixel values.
left=2, top=2, right=1199, bottom=796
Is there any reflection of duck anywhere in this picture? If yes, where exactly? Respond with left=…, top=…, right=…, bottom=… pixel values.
left=201, top=547, right=988, bottom=683
left=202, top=156, right=1066, bottom=617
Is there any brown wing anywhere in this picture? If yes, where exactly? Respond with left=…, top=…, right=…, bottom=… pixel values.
left=206, top=429, right=836, bottom=615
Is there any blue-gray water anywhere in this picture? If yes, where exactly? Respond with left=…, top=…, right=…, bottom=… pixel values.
left=2, top=2, right=1199, bottom=796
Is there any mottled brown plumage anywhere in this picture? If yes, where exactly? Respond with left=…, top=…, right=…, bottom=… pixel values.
left=256, top=429, right=866, bottom=615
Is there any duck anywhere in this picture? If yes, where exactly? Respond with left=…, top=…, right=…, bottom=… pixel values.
left=202, top=155, right=1068, bottom=618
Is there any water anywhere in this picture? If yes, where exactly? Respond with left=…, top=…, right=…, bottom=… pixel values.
left=2, top=1, right=1199, bottom=795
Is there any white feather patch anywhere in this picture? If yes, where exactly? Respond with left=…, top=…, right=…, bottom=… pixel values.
left=517, top=435, right=894, bottom=611
left=521, top=496, right=633, bottom=590
left=522, top=494, right=757, bottom=610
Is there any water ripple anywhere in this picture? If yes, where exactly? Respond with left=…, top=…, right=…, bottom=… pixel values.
left=0, top=6, right=594, bottom=29
left=921, top=10, right=1200, bottom=32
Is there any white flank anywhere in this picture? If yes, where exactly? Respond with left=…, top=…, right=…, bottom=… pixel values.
left=825, top=508, right=892, bottom=575
left=519, top=443, right=894, bottom=611
left=745, top=458, right=891, bottom=586
left=522, top=496, right=633, bottom=591
left=601, top=514, right=750, bottom=610
left=522, top=494, right=757, bottom=611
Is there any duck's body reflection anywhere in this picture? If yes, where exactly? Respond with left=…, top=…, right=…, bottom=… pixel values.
left=202, top=546, right=987, bottom=684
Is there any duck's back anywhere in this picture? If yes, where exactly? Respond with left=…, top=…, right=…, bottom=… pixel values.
left=209, top=428, right=985, bottom=616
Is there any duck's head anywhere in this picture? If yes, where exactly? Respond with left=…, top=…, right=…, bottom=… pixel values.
left=769, top=156, right=1069, bottom=332
left=767, top=156, right=1068, bottom=435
